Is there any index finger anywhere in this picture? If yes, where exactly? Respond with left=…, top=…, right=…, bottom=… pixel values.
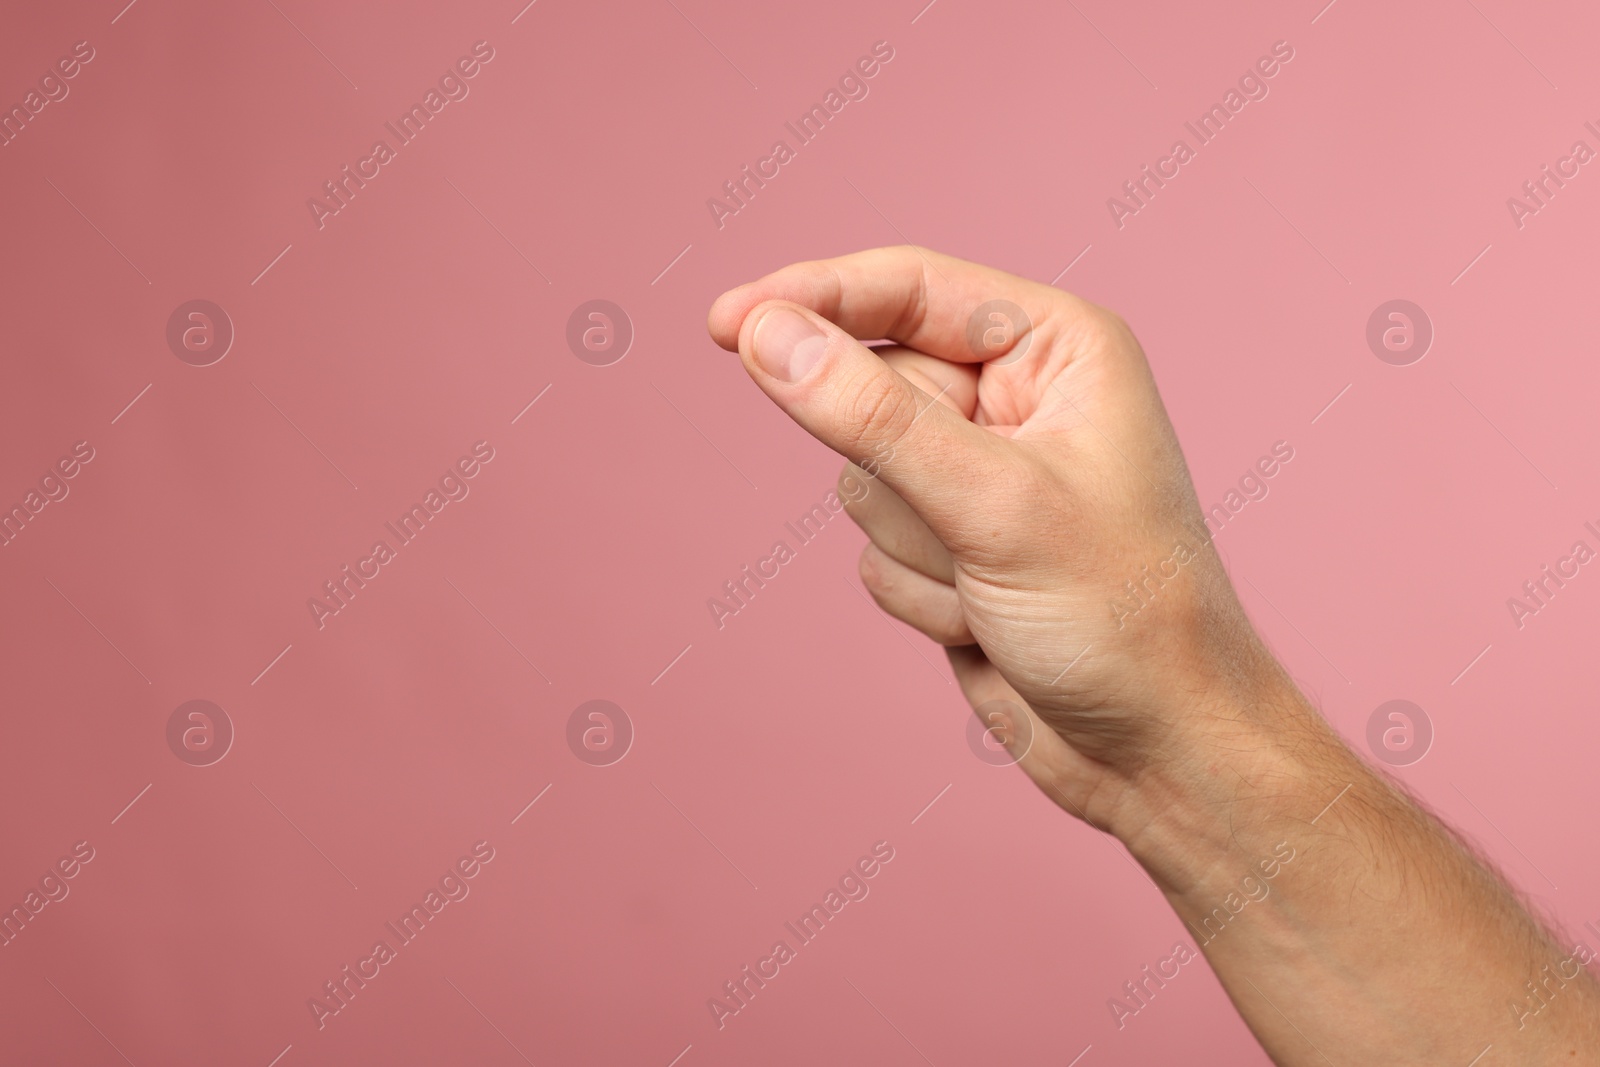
left=706, top=244, right=1094, bottom=365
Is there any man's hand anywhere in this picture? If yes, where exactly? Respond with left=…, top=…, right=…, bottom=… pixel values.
left=708, top=245, right=1600, bottom=1066
left=707, top=245, right=1293, bottom=838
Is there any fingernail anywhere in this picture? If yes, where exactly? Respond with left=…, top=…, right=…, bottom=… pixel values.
left=753, top=307, right=826, bottom=382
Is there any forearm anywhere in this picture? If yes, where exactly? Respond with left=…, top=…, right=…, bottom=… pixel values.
left=1110, top=680, right=1600, bottom=1066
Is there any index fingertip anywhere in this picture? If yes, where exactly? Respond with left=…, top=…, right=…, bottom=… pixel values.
left=707, top=283, right=758, bottom=351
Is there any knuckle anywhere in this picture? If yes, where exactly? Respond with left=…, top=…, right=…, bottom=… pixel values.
left=1096, top=304, right=1131, bottom=334
left=859, top=545, right=970, bottom=645
left=1082, top=304, right=1145, bottom=364
left=857, top=544, right=882, bottom=589
left=844, top=373, right=915, bottom=456
left=1079, top=305, right=1124, bottom=347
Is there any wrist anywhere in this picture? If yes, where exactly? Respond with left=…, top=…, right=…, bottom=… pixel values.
left=1104, top=671, right=1360, bottom=901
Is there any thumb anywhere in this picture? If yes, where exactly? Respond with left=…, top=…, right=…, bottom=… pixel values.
left=739, top=301, right=1010, bottom=547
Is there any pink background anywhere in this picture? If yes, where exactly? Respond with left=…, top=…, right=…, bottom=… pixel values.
left=2, top=0, right=1597, bottom=1063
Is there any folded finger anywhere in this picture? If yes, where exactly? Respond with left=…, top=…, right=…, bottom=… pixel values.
left=708, top=244, right=1094, bottom=367
left=858, top=543, right=973, bottom=646
left=840, top=464, right=955, bottom=584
